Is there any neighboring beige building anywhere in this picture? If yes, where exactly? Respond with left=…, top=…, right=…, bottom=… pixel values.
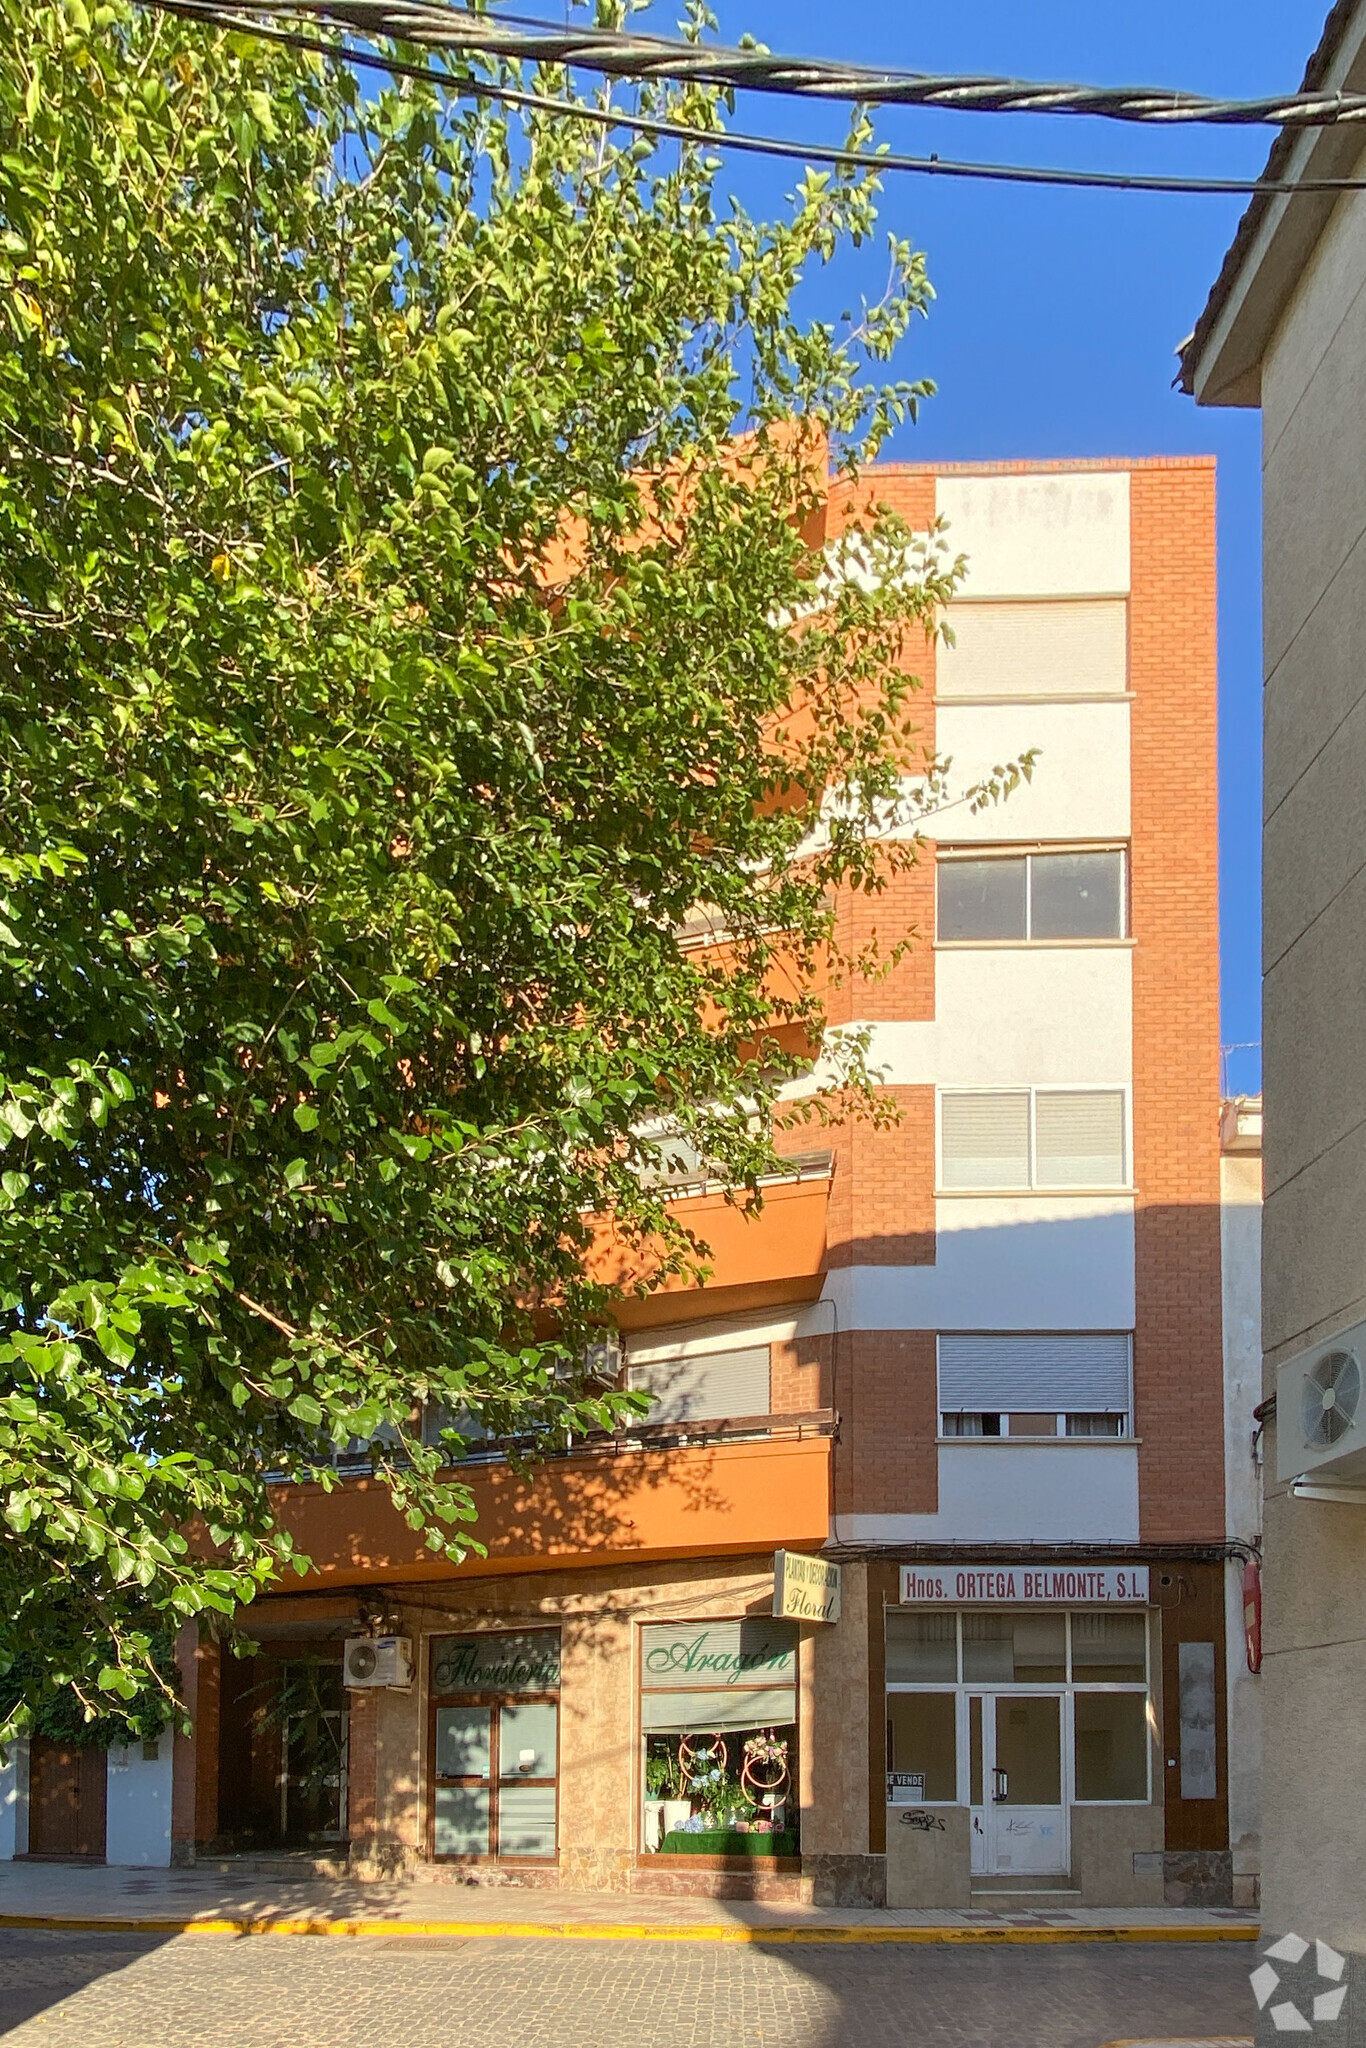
left=1182, top=0, right=1366, bottom=1964
left=1221, top=1097, right=1263, bottom=1912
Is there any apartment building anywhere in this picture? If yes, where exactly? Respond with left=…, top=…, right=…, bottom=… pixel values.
left=0, top=458, right=1246, bottom=1910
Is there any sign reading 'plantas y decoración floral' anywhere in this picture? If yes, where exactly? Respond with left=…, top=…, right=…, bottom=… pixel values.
left=773, top=1550, right=842, bottom=1624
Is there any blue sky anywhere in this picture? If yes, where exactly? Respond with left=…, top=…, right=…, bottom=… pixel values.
left=621, top=0, right=1332, bottom=1096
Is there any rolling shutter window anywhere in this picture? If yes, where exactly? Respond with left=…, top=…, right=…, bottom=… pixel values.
left=940, top=1092, right=1030, bottom=1190
left=640, top=1687, right=797, bottom=1733
left=627, top=1346, right=770, bottom=1423
left=1034, top=1090, right=1126, bottom=1187
left=938, top=1335, right=1131, bottom=1413
left=938, top=599, right=1128, bottom=698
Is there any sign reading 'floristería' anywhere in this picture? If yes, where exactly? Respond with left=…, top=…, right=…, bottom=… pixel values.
left=773, top=1550, right=842, bottom=1624
left=430, top=1629, right=561, bottom=1693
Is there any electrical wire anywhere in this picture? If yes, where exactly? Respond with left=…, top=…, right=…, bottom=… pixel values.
left=148, top=0, right=1366, bottom=130
left=144, top=0, right=1366, bottom=199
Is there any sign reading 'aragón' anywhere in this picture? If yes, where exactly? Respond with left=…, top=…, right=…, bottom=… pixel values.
left=640, top=1620, right=797, bottom=1689
left=899, top=1564, right=1149, bottom=1606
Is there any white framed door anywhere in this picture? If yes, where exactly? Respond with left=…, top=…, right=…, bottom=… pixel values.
left=967, top=1692, right=1067, bottom=1877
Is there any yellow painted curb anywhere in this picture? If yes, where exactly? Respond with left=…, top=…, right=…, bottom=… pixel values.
left=0, top=1912, right=1261, bottom=1946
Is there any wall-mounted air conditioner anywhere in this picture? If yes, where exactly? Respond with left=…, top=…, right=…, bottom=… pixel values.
left=343, top=1636, right=413, bottom=1689
left=1276, top=1323, right=1366, bottom=1484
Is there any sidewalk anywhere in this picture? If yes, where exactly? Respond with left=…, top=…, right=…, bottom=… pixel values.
left=0, top=1864, right=1260, bottom=1945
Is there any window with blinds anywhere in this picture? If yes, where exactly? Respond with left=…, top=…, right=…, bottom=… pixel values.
left=938, top=1333, right=1132, bottom=1414
left=939, top=1089, right=1128, bottom=1190
left=627, top=1346, right=771, bottom=1423
left=940, top=1091, right=1030, bottom=1190
left=1034, top=1090, right=1126, bottom=1187
left=937, top=599, right=1128, bottom=698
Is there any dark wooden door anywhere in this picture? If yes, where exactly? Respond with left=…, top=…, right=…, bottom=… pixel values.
left=27, top=1737, right=107, bottom=1859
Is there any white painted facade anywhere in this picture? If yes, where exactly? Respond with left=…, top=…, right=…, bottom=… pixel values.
left=825, top=1199, right=1136, bottom=1335
left=881, top=948, right=1134, bottom=1086
left=825, top=471, right=1147, bottom=1549
left=0, top=1738, right=172, bottom=1867
left=935, top=473, right=1131, bottom=597
left=105, top=1740, right=174, bottom=1868
left=843, top=1440, right=1141, bottom=1545
left=934, top=701, right=1131, bottom=844
left=0, top=1742, right=26, bottom=1860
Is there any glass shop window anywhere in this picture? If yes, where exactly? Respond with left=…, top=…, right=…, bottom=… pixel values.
left=1073, top=1692, right=1150, bottom=1802
left=430, top=1630, right=561, bottom=1863
left=962, top=1611, right=1067, bottom=1684
left=1069, top=1613, right=1147, bottom=1683
left=885, top=1612, right=959, bottom=1683
left=639, top=1619, right=799, bottom=1859
left=886, top=1693, right=957, bottom=1803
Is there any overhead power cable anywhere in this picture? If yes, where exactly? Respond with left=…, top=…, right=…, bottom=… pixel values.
left=148, top=0, right=1366, bottom=130
left=151, top=0, right=1366, bottom=130
left=144, top=0, right=1366, bottom=199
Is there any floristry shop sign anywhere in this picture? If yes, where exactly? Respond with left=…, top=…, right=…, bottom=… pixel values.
left=641, top=1620, right=797, bottom=1689
left=430, top=1629, right=561, bottom=1693
left=773, top=1550, right=841, bottom=1624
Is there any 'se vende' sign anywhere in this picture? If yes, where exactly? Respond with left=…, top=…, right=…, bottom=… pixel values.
left=899, top=1564, right=1149, bottom=1605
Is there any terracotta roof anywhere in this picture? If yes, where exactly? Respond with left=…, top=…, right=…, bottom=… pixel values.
left=1177, top=0, right=1359, bottom=395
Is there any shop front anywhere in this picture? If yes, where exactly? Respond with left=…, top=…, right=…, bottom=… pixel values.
left=429, top=1629, right=562, bottom=1866
left=880, top=1559, right=1231, bottom=1907
left=638, top=1618, right=800, bottom=1868
left=261, top=1552, right=835, bottom=1901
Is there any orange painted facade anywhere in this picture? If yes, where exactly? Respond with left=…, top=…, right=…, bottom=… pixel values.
left=270, top=1433, right=833, bottom=1588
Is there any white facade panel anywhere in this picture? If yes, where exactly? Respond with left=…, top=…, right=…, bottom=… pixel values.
left=939, top=598, right=1128, bottom=698
left=822, top=1197, right=1135, bottom=1332
left=936, top=473, right=1130, bottom=597
left=934, top=701, right=1131, bottom=844
left=841, top=1442, right=1141, bottom=1544
left=105, top=1741, right=173, bottom=1867
left=932, top=949, right=1132, bottom=1085
left=0, top=1740, right=25, bottom=1860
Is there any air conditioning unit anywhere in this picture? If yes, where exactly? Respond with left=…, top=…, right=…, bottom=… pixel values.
left=343, top=1636, right=413, bottom=1690
left=1277, top=1323, right=1366, bottom=1483
left=582, top=1334, right=623, bottom=1383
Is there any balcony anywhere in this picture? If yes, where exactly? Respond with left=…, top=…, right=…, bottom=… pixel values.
left=585, top=1160, right=832, bottom=1332
left=268, top=1415, right=835, bottom=1588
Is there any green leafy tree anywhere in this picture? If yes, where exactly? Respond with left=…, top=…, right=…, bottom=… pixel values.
left=0, top=0, right=972, bottom=1732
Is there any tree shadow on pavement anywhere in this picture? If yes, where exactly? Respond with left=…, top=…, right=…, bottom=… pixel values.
left=0, top=1928, right=176, bottom=2035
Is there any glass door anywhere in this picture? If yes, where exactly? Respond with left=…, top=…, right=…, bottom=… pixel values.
left=433, top=1701, right=559, bottom=1861
left=433, top=1704, right=493, bottom=1857
left=971, top=1694, right=1067, bottom=1876
left=497, top=1701, right=558, bottom=1859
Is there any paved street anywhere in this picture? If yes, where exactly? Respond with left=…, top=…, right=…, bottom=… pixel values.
left=0, top=1928, right=1255, bottom=2047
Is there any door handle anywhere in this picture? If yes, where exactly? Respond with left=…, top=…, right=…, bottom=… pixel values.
left=992, top=1767, right=1008, bottom=1802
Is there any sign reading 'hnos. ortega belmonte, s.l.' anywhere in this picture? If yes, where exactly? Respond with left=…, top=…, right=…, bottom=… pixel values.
left=900, top=1564, right=1150, bottom=1605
